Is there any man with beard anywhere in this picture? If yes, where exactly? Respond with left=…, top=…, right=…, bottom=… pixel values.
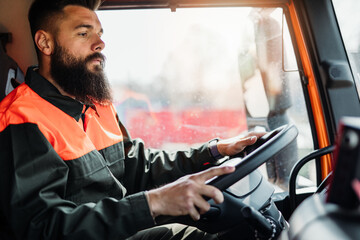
left=0, top=0, right=264, bottom=239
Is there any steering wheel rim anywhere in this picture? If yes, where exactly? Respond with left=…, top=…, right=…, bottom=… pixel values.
left=207, top=124, right=299, bottom=191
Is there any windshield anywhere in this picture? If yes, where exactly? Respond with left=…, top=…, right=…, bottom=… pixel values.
left=332, top=0, right=360, bottom=99
left=97, top=7, right=314, bottom=191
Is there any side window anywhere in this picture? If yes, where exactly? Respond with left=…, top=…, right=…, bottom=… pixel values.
left=332, top=0, right=360, bottom=99
left=97, top=7, right=314, bottom=191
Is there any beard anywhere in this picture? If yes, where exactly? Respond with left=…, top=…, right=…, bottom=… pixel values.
left=50, top=42, right=112, bottom=105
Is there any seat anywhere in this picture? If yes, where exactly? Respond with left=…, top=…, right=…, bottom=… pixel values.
left=0, top=33, right=24, bottom=101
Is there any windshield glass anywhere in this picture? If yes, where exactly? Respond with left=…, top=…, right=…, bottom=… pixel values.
left=97, top=7, right=314, bottom=191
left=332, top=0, right=360, bottom=98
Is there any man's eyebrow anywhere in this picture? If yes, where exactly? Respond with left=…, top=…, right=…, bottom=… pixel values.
left=74, top=24, right=103, bottom=33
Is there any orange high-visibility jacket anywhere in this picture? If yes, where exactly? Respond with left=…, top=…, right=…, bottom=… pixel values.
left=0, top=66, right=215, bottom=239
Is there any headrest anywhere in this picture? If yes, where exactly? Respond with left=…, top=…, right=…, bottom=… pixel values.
left=0, top=44, right=24, bottom=101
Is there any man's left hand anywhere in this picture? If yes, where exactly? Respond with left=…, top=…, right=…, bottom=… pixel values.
left=217, top=132, right=266, bottom=157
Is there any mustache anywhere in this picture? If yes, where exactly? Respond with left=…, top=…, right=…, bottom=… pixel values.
left=85, top=52, right=106, bottom=65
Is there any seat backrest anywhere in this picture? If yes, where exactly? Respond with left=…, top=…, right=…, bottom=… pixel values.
left=0, top=37, right=24, bottom=101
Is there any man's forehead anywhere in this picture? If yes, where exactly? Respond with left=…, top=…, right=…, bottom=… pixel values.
left=62, top=5, right=102, bottom=30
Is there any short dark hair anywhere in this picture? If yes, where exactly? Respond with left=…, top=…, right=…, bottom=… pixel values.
left=28, top=0, right=101, bottom=50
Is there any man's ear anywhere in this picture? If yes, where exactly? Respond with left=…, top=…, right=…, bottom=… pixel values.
left=34, top=30, right=54, bottom=56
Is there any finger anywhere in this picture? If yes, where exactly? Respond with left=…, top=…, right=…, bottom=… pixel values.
left=240, top=136, right=258, bottom=146
left=188, top=205, right=201, bottom=221
left=195, top=166, right=235, bottom=182
left=188, top=197, right=203, bottom=221
left=247, top=131, right=267, bottom=138
left=233, top=132, right=267, bottom=152
left=193, top=194, right=211, bottom=214
left=199, top=185, right=224, bottom=204
left=224, top=136, right=257, bottom=155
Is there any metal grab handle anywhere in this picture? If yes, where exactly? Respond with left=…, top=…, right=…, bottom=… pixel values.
left=289, top=145, right=335, bottom=211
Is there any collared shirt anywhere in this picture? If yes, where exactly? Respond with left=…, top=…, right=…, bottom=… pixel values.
left=26, top=66, right=85, bottom=121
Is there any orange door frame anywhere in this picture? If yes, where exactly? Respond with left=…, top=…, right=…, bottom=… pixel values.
left=287, top=0, right=332, bottom=179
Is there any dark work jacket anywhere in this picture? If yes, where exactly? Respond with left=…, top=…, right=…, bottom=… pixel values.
left=0, top=67, right=215, bottom=240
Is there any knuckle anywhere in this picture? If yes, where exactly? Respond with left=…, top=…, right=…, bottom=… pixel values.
left=210, top=188, right=219, bottom=197
left=203, top=202, right=210, bottom=212
left=184, top=199, right=193, bottom=210
left=188, top=175, right=198, bottom=181
left=207, top=186, right=220, bottom=197
left=184, top=179, right=197, bottom=189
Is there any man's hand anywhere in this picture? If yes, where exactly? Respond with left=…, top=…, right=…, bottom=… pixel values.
left=146, top=166, right=235, bottom=221
left=217, top=132, right=266, bottom=156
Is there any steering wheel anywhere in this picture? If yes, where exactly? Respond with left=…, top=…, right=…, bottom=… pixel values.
left=156, top=124, right=298, bottom=237
left=207, top=124, right=298, bottom=190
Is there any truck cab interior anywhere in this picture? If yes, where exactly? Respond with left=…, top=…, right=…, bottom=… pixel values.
left=1, top=0, right=360, bottom=239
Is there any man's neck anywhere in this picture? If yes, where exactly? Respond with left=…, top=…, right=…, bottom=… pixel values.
left=37, top=67, right=75, bottom=99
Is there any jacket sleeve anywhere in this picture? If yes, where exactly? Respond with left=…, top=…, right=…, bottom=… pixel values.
left=0, top=123, right=155, bottom=240
left=117, top=119, right=217, bottom=194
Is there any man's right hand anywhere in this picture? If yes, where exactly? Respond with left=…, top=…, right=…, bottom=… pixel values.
left=146, top=166, right=235, bottom=221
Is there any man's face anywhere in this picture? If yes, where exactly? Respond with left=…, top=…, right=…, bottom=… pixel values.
left=50, top=5, right=111, bottom=104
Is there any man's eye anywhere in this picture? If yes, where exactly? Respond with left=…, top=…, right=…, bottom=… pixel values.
left=78, top=32, right=88, bottom=37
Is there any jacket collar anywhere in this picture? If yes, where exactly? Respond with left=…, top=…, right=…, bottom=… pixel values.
left=25, top=66, right=87, bottom=121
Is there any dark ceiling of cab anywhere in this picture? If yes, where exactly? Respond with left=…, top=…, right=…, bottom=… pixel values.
left=99, top=0, right=289, bottom=10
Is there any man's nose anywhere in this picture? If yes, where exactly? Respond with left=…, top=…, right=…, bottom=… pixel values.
left=92, top=35, right=105, bottom=52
